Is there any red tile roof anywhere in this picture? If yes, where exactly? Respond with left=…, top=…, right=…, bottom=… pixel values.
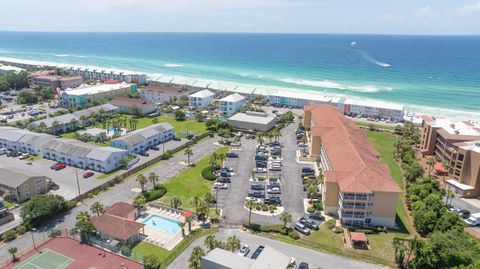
left=306, top=105, right=401, bottom=194
left=350, top=232, right=368, bottom=242
left=105, top=79, right=119, bottom=84
left=104, top=201, right=136, bottom=219
left=59, top=76, right=83, bottom=82
left=91, top=214, right=144, bottom=241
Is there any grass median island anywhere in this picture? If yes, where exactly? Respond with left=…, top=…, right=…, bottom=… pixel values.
left=160, top=147, right=228, bottom=211
left=131, top=242, right=171, bottom=262
left=355, top=121, right=398, bottom=131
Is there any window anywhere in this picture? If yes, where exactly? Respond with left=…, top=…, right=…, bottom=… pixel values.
left=25, top=192, right=30, bottom=199
left=36, top=188, right=41, bottom=193
left=24, top=184, right=28, bottom=190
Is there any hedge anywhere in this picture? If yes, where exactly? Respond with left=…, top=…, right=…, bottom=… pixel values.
left=2, top=230, right=17, bottom=242
left=201, top=166, right=216, bottom=181
left=243, top=222, right=300, bottom=239
left=142, top=184, right=167, bottom=202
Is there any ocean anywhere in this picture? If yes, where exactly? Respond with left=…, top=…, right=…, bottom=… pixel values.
left=0, top=32, right=479, bottom=119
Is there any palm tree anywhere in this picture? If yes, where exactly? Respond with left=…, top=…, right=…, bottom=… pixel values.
left=426, top=157, right=436, bottom=176
left=136, top=174, right=147, bottom=192
left=204, top=234, right=217, bottom=251
left=246, top=200, right=256, bottom=225
left=189, top=246, right=205, bottom=269
left=184, top=147, right=193, bottom=165
left=307, top=184, right=317, bottom=204
left=316, top=172, right=324, bottom=194
left=256, top=134, right=264, bottom=146
left=445, top=189, right=456, bottom=206
left=217, top=153, right=226, bottom=167
left=280, top=211, right=292, bottom=230
left=148, top=172, right=158, bottom=188
left=225, top=235, right=241, bottom=253
left=152, top=117, right=159, bottom=124
left=204, top=193, right=215, bottom=218
left=171, top=196, right=182, bottom=209
left=8, top=247, right=17, bottom=262
left=133, top=195, right=147, bottom=211
left=441, top=160, right=450, bottom=183
left=90, top=201, right=104, bottom=216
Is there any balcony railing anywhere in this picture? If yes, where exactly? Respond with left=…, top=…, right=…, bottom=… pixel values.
left=341, top=204, right=367, bottom=210
left=340, top=213, right=366, bottom=219
left=342, top=195, right=368, bottom=201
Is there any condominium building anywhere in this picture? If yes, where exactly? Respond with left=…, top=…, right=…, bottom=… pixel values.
left=28, top=70, right=83, bottom=89
left=219, top=93, right=246, bottom=116
left=189, top=89, right=215, bottom=108
left=304, top=105, right=401, bottom=227
left=110, top=97, right=156, bottom=115
left=139, top=85, right=188, bottom=105
left=268, top=91, right=343, bottom=109
left=202, top=246, right=291, bottom=269
left=0, top=65, right=24, bottom=75
left=0, top=168, right=49, bottom=203
left=60, top=83, right=137, bottom=108
left=420, top=117, right=480, bottom=197
left=67, top=67, right=147, bottom=84
left=111, top=123, right=174, bottom=153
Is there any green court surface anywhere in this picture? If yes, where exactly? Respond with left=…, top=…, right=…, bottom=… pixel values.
left=14, top=249, right=74, bottom=269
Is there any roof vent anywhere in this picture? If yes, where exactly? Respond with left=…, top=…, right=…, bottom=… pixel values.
left=476, top=142, right=480, bottom=147
left=455, top=130, right=460, bottom=135
left=450, top=123, right=455, bottom=129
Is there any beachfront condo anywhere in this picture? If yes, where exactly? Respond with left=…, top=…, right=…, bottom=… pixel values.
left=189, top=89, right=215, bottom=109
left=219, top=93, right=246, bottom=116
left=304, top=105, right=401, bottom=227
left=60, top=82, right=137, bottom=108
left=139, top=85, right=188, bottom=105
left=420, top=116, right=480, bottom=197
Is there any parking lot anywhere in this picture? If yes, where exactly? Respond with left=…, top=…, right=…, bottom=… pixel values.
left=217, top=121, right=315, bottom=226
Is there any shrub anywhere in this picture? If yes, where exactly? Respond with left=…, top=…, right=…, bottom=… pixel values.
left=313, top=200, right=323, bottom=210
left=142, top=185, right=167, bottom=202
left=48, top=228, right=61, bottom=238
left=120, top=244, right=132, bottom=256
left=201, top=166, right=216, bottom=181
left=307, top=207, right=315, bottom=213
left=2, top=230, right=17, bottom=242
left=69, top=227, right=79, bottom=235
left=334, top=227, right=343, bottom=234
left=257, top=177, right=265, bottom=181
left=288, top=230, right=300, bottom=239
left=326, top=219, right=336, bottom=229
left=16, top=225, right=28, bottom=235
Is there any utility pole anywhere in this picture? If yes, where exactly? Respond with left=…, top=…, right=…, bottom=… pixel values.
left=75, top=169, right=81, bottom=198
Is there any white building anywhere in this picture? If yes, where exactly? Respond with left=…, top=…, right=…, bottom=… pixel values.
left=109, top=97, right=156, bottom=115
left=30, top=113, right=80, bottom=134
left=268, top=91, right=343, bottom=109
left=189, top=90, right=215, bottom=109
left=67, top=67, right=147, bottom=84
left=0, top=65, right=24, bottom=75
left=0, top=127, right=128, bottom=173
left=139, top=85, right=188, bottom=105
left=111, top=123, right=174, bottom=154
left=219, top=93, right=246, bottom=116
left=228, top=111, right=277, bottom=132
left=60, top=83, right=137, bottom=108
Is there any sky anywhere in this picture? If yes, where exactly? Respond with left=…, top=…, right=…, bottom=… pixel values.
left=0, top=0, right=479, bottom=34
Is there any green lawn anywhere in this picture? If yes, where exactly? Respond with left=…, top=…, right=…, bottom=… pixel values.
left=60, top=132, right=111, bottom=147
left=131, top=242, right=170, bottom=262
left=302, top=225, right=344, bottom=250
left=366, top=130, right=410, bottom=234
left=160, top=147, right=228, bottom=211
left=3, top=200, right=16, bottom=208
left=355, top=122, right=398, bottom=131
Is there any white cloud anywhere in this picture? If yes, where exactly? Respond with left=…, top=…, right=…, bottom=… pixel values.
left=457, top=1, right=480, bottom=15
left=415, top=6, right=440, bottom=18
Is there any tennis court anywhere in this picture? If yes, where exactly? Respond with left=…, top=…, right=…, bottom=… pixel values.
left=14, top=249, right=74, bottom=269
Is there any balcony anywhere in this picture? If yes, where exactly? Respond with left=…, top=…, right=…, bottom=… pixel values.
left=341, top=194, right=369, bottom=201
left=341, top=204, right=367, bottom=210
left=340, top=212, right=366, bottom=219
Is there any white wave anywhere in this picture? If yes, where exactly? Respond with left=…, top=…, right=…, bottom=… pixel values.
left=278, top=78, right=391, bottom=93
left=236, top=72, right=249, bottom=77
left=164, top=63, right=183, bottom=68
left=54, top=54, right=69, bottom=57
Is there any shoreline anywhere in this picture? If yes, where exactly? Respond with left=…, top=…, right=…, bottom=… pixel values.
left=1, top=56, right=479, bottom=122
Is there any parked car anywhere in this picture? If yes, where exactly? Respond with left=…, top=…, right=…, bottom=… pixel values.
left=0, top=148, right=6, bottom=155
left=219, top=171, right=231, bottom=177
left=267, top=182, right=280, bottom=189
left=251, top=245, right=265, bottom=260
left=270, top=150, right=282, bottom=156
left=217, top=177, right=231, bottom=183
left=294, top=222, right=311, bottom=235
left=19, top=153, right=30, bottom=160
left=299, top=217, right=319, bottom=230
left=245, top=197, right=262, bottom=203
left=264, top=196, right=281, bottom=205
left=271, top=160, right=282, bottom=166
left=173, top=137, right=181, bottom=141
left=54, top=163, right=66, bottom=171
left=149, top=146, right=159, bottom=151
left=237, top=245, right=250, bottom=256
left=226, top=152, right=239, bottom=158
left=308, top=213, right=325, bottom=221
left=50, top=163, right=57, bottom=169
left=214, top=183, right=228, bottom=190
left=298, top=262, right=310, bottom=269
left=250, top=184, right=265, bottom=190
left=269, top=166, right=282, bottom=171
left=256, top=167, right=267, bottom=173
left=458, top=210, right=471, bottom=219
left=256, top=161, right=268, bottom=168
left=255, top=155, right=268, bottom=161
left=138, top=151, right=149, bottom=157
left=231, top=142, right=242, bottom=147
left=83, top=171, right=94, bottom=178
left=222, top=166, right=234, bottom=173
left=267, top=187, right=281, bottom=194
left=248, top=191, right=265, bottom=198
left=302, top=167, right=315, bottom=173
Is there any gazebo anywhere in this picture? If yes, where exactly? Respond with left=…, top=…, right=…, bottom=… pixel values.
left=350, top=232, right=369, bottom=249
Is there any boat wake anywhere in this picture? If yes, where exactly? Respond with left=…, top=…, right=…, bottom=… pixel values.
left=359, top=50, right=391, bottom=68
left=54, top=54, right=69, bottom=57
left=278, top=78, right=392, bottom=93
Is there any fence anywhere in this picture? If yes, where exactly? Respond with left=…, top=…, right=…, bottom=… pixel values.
left=71, top=132, right=211, bottom=203
left=149, top=202, right=198, bottom=220
left=0, top=230, right=52, bottom=268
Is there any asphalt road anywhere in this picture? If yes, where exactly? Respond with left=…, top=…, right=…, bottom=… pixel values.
left=168, top=228, right=386, bottom=269
left=0, top=137, right=220, bottom=260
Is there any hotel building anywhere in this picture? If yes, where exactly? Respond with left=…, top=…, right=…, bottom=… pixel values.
left=420, top=117, right=480, bottom=197
left=60, top=82, right=137, bottom=108
left=28, top=70, right=83, bottom=89
left=139, top=85, right=188, bottom=105
left=219, top=93, right=246, bottom=116
left=67, top=67, right=147, bottom=84
left=304, top=105, right=401, bottom=227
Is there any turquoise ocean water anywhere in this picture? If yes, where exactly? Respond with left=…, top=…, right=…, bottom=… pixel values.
left=0, top=32, right=479, bottom=119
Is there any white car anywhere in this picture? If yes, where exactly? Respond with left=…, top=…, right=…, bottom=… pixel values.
left=237, top=245, right=250, bottom=256
left=256, top=167, right=267, bottom=173
left=231, top=142, right=243, bottom=147
left=245, top=197, right=261, bottom=204
left=214, top=183, right=228, bottom=190
left=19, top=153, right=30, bottom=160
left=271, top=161, right=282, bottom=166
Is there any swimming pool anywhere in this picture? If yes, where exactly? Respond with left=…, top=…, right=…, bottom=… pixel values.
left=142, top=215, right=182, bottom=234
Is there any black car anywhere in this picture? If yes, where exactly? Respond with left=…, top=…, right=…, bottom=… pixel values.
left=267, top=183, right=280, bottom=189
left=255, top=155, right=268, bottom=161
left=302, top=167, right=315, bottom=173
left=298, top=262, right=310, bottom=269
left=250, top=184, right=265, bottom=191
left=299, top=217, right=319, bottom=230
left=173, top=137, right=181, bottom=141
left=138, top=151, right=149, bottom=157
left=256, top=161, right=268, bottom=168
left=251, top=245, right=265, bottom=260
left=248, top=191, right=265, bottom=198
left=270, top=150, right=282, bottom=156
left=226, top=152, right=239, bottom=158
left=217, top=177, right=231, bottom=183
left=150, top=146, right=159, bottom=150
left=458, top=210, right=470, bottom=219
left=264, top=196, right=281, bottom=205
left=308, top=213, right=325, bottom=221
left=219, top=171, right=231, bottom=177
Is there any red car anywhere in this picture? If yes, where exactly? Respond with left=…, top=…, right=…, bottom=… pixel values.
left=54, top=163, right=66, bottom=171
left=83, top=171, right=94, bottom=178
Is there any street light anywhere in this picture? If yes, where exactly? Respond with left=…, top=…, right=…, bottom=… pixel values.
left=96, top=231, right=106, bottom=257
left=31, top=228, right=37, bottom=250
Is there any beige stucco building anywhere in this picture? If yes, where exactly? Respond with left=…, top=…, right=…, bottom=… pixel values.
left=304, top=105, right=401, bottom=227
left=420, top=116, right=480, bottom=197
left=0, top=168, right=49, bottom=203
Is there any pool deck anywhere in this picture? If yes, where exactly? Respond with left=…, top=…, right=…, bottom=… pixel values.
left=136, top=207, right=186, bottom=250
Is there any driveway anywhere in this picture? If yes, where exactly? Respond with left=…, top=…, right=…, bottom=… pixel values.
left=0, top=137, right=219, bottom=260
left=168, top=228, right=385, bottom=269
